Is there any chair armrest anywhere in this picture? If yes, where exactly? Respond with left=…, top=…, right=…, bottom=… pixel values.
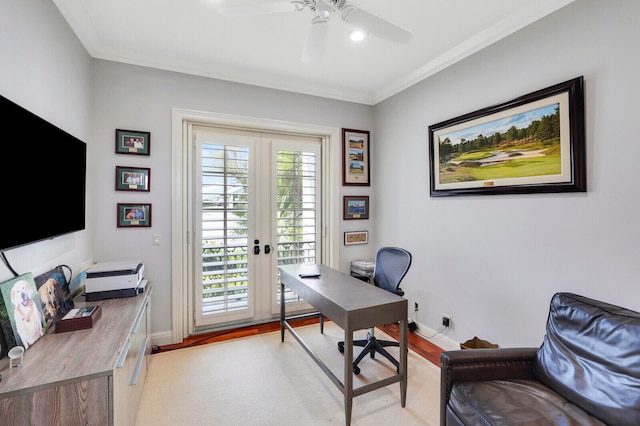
left=440, top=347, right=538, bottom=426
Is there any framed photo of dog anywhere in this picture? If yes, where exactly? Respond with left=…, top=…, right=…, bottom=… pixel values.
left=34, top=265, right=75, bottom=328
left=0, top=273, right=47, bottom=350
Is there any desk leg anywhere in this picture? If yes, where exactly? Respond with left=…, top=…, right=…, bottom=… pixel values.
left=280, top=281, right=285, bottom=342
left=399, top=319, right=408, bottom=407
left=344, top=328, right=353, bottom=426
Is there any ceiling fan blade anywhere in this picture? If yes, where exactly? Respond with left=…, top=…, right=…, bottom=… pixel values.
left=218, top=1, right=299, bottom=18
left=341, top=6, right=411, bottom=44
left=301, top=18, right=329, bottom=63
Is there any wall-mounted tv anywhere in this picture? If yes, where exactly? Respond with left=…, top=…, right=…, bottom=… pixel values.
left=0, top=94, right=86, bottom=252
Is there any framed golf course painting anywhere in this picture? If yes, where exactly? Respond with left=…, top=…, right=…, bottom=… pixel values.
left=428, top=76, right=586, bottom=196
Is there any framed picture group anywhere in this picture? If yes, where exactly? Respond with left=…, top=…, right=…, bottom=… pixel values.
left=342, top=129, right=370, bottom=244
left=115, top=129, right=152, bottom=228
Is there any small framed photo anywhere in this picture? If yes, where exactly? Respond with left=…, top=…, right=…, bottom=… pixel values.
left=117, top=203, right=152, bottom=227
left=115, top=166, right=150, bottom=192
left=344, top=231, right=368, bottom=245
left=342, top=128, right=370, bottom=186
left=343, top=196, right=369, bottom=220
left=115, top=129, right=150, bottom=156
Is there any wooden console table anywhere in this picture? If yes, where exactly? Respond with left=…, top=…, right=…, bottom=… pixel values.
left=279, top=265, right=408, bottom=426
left=0, top=286, right=152, bottom=426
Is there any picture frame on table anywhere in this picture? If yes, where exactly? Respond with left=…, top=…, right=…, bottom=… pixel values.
left=342, top=128, right=370, bottom=186
left=115, top=129, right=150, bottom=156
left=428, top=76, right=586, bottom=197
left=344, top=231, right=368, bottom=245
left=343, top=196, right=369, bottom=220
left=34, top=265, right=74, bottom=328
left=117, top=203, right=152, bottom=227
left=0, top=273, right=47, bottom=350
left=115, top=166, right=150, bottom=192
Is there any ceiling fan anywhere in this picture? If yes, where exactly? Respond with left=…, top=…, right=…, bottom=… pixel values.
left=218, top=0, right=412, bottom=62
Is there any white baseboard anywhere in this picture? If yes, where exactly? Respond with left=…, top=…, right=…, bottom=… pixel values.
left=150, top=330, right=174, bottom=348
left=412, top=321, right=460, bottom=351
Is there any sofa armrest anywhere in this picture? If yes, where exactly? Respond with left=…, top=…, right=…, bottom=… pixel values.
left=440, top=347, right=538, bottom=426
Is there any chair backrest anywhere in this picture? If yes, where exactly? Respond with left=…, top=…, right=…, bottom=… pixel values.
left=534, top=292, right=640, bottom=426
left=373, top=247, right=412, bottom=296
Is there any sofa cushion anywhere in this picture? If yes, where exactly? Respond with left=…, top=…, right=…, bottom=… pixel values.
left=534, top=292, right=640, bottom=426
left=449, top=380, right=606, bottom=425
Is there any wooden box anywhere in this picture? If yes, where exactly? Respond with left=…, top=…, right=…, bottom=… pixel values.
left=55, top=305, right=102, bottom=333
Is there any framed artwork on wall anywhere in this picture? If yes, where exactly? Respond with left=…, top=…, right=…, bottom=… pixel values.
left=428, top=76, right=586, bottom=196
left=115, top=166, right=150, bottom=192
left=344, top=231, right=368, bottom=245
left=343, top=196, right=369, bottom=220
left=117, top=203, right=152, bottom=227
left=115, top=129, right=150, bottom=156
left=342, top=128, right=370, bottom=186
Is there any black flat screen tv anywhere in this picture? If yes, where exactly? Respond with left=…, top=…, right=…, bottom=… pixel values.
left=0, top=94, right=87, bottom=252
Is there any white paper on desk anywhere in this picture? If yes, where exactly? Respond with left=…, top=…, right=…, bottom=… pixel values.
left=297, top=264, right=321, bottom=278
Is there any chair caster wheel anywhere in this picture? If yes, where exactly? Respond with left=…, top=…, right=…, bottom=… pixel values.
left=354, top=366, right=361, bottom=375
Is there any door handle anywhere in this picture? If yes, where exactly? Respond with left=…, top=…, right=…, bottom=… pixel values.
left=253, top=239, right=260, bottom=255
left=264, top=244, right=271, bottom=254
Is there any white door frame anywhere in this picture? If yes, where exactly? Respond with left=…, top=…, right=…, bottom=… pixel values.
left=171, top=108, right=341, bottom=343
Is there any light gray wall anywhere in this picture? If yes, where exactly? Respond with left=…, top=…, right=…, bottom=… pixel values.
left=374, top=0, right=640, bottom=347
left=4, top=0, right=639, bottom=348
left=0, top=0, right=93, bottom=282
left=91, top=61, right=374, bottom=334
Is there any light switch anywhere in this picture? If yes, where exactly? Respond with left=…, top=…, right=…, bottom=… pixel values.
left=153, top=233, right=161, bottom=246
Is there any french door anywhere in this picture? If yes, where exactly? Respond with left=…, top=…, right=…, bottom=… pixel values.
left=191, top=125, right=321, bottom=329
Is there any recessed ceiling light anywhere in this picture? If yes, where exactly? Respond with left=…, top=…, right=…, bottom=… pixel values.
left=350, top=30, right=367, bottom=42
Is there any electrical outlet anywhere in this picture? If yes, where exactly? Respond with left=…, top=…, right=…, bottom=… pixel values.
left=442, top=314, right=451, bottom=327
left=414, top=302, right=419, bottom=311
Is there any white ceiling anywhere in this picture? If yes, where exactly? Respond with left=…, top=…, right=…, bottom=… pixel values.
left=53, top=0, right=575, bottom=105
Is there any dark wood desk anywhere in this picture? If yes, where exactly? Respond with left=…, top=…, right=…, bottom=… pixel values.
left=279, top=264, right=408, bottom=426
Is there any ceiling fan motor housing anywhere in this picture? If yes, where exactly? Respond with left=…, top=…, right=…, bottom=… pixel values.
left=304, top=0, right=348, bottom=15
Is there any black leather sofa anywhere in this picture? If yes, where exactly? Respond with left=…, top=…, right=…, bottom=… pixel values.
left=440, top=292, right=640, bottom=425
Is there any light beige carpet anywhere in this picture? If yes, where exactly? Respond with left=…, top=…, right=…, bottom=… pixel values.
left=135, top=323, right=440, bottom=425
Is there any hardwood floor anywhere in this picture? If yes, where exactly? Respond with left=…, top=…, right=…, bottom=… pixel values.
left=156, top=318, right=443, bottom=367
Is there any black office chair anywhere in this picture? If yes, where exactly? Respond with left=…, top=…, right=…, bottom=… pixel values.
left=338, top=246, right=412, bottom=375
